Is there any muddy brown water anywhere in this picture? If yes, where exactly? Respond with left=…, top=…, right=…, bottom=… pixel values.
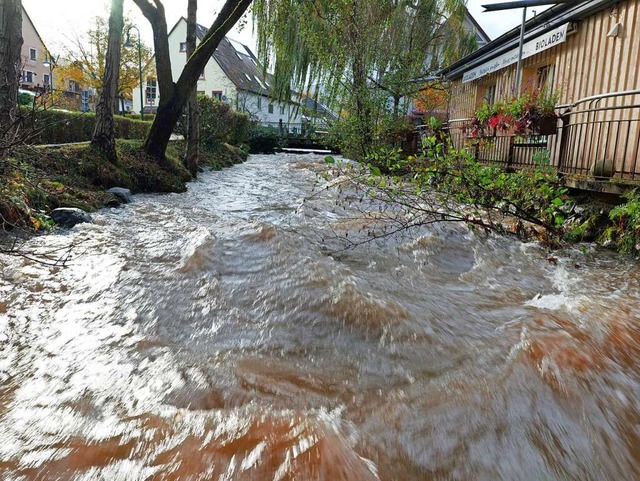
left=1, top=154, right=640, bottom=481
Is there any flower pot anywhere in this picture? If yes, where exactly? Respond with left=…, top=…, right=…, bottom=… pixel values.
left=537, top=115, right=557, bottom=135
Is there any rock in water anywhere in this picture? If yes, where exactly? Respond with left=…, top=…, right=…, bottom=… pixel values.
left=107, top=187, right=134, bottom=204
left=50, top=208, right=92, bottom=227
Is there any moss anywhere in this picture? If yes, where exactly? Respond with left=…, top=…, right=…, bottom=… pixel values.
left=0, top=139, right=192, bottom=232
left=0, top=137, right=251, bottom=234
left=196, top=143, right=249, bottom=170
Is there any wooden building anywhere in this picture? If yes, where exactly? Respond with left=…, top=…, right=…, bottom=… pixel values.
left=441, top=0, right=640, bottom=188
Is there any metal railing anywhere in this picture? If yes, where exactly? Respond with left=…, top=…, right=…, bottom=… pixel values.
left=441, top=119, right=551, bottom=169
left=552, top=89, right=640, bottom=180
left=439, top=90, right=640, bottom=183
left=259, top=121, right=304, bottom=136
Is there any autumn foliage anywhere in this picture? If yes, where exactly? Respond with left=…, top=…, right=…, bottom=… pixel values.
left=414, top=83, right=450, bottom=117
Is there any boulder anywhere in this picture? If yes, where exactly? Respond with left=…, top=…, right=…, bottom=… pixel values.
left=107, top=187, right=134, bottom=204
left=50, top=208, right=92, bottom=228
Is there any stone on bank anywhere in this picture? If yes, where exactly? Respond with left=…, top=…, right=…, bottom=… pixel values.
left=50, top=208, right=92, bottom=228
left=107, top=187, right=134, bottom=204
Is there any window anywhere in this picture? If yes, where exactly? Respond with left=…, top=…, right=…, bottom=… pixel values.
left=212, top=90, right=222, bottom=101
left=485, top=84, right=496, bottom=105
left=268, top=103, right=274, bottom=114
left=280, top=105, right=285, bottom=115
left=537, top=64, right=555, bottom=91
left=22, top=70, right=35, bottom=84
left=29, top=48, right=37, bottom=61
left=197, top=90, right=206, bottom=96
left=81, top=90, right=90, bottom=112
left=146, top=78, right=157, bottom=104
left=43, top=73, right=50, bottom=86
left=180, top=42, right=187, bottom=53
left=69, top=80, right=80, bottom=92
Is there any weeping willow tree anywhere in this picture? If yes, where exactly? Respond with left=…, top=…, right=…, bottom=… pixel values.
left=254, top=0, right=475, bottom=159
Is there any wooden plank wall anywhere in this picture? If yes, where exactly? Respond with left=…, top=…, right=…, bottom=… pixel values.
left=446, top=0, right=640, bottom=178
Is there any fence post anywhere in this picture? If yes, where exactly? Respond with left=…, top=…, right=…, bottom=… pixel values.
left=506, top=136, right=514, bottom=171
left=557, top=110, right=571, bottom=175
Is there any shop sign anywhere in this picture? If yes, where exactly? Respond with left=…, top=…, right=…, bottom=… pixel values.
left=462, top=23, right=569, bottom=83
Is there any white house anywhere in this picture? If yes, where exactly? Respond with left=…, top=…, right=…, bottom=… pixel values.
left=133, top=18, right=303, bottom=133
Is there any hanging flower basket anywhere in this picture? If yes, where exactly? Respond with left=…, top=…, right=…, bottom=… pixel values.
left=536, top=114, right=558, bottom=135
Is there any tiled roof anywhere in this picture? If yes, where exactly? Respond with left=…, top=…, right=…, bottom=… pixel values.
left=195, top=25, right=273, bottom=96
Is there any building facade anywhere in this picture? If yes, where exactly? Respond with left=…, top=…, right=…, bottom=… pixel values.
left=133, top=18, right=303, bottom=133
left=19, top=7, right=95, bottom=111
left=19, top=7, right=50, bottom=92
left=441, top=0, right=640, bottom=184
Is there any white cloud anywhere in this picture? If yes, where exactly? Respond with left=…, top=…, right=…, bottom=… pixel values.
left=467, top=0, right=553, bottom=41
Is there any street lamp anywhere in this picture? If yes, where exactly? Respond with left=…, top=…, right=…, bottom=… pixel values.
left=124, top=25, right=144, bottom=120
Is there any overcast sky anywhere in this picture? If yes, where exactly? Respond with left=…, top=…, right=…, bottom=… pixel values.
left=23, top=0, right=552, bottom=55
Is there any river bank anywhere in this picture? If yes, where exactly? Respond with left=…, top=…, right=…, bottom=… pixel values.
left=0, top=140, right=247, bottom=235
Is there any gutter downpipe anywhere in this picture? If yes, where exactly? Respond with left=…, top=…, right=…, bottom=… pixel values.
left=514, top=7, right=527, bottom=94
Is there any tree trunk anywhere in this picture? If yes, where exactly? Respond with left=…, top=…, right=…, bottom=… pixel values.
left=184, top=0, right=199, bottom=177
left=352, top=55, right=372, bottom=160
left=134, top=0, right=252, bottom=160
left=0, top=0, right=23, bottom=163
left=91, top=0, right=124, bottom=162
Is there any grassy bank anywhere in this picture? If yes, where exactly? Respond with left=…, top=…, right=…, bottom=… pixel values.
left=0, top=140, right=248, bottom=233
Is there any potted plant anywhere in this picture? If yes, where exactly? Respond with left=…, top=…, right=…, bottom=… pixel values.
left=469, top=101, right=511, bottom=137
left=533, top=88, right=561, bottom=135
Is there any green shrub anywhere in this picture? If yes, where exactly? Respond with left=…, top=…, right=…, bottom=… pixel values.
left=247, top=125, right=284, bottom=154
left=20, top=107, right=152, bottom=144
left=174, top=95, right=249, bottom=149
left=231, top=112, right=250, bottom=146
left=199, top=95, right=236, bottom=149
left=602, top=189, right=640, bottom=254
left=127, top=113, right=156, bottom=122
left=349, top=142, right=569, bottom=241
left=113, top=116, right=151, bottom=141
left=18, top=92, right=34, bottom=106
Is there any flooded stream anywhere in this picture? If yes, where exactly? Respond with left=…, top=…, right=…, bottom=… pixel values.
left=1, top=154, right=640, bottom=480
